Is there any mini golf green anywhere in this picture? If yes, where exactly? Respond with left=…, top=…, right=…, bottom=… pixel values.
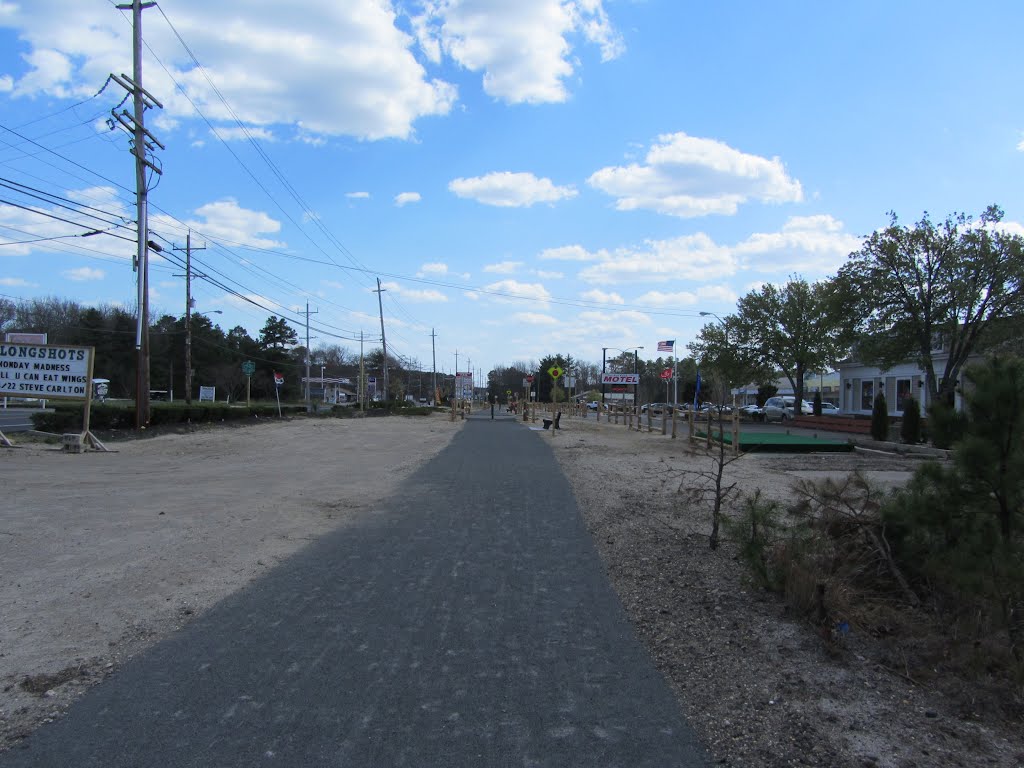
left=694, top=430, right=854, bottom=453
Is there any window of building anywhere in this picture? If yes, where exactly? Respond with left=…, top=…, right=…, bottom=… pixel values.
left=861, top=380, right=874, bottom=411
left=896, top=378, right=912, bottom=411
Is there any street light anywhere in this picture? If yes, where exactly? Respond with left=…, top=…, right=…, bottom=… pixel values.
left=320, top=365, right=326, bottom=403
left=185, top=309, right=222, bottom=405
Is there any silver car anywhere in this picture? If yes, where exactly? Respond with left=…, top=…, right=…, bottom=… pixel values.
left=763, top=396, right=813, bottom=422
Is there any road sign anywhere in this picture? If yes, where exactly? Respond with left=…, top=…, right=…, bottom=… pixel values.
left=547, top=365, right=563, bottom=380
left=241, top=360, right=255, bottom=376
left=600, top=373, right=639, bottom=385
left=526, top=375, right=534, bottom=383
left=505, top=390, right=511, bottom=395
left=273, top=371, right=284, bottom=387
left=660, top=368, right=672, bottom=380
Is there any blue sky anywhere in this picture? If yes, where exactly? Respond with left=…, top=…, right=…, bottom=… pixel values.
left=1, top=0, right=1022, bottom=380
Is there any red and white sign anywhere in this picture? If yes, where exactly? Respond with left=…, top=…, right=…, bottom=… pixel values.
left=660, top=368, right=672, bottom=380
left=273, top=371, right=284, bottom=387
left=601, top=373, right=639, bottom=385
left=525, top=374, right=534, bottom=383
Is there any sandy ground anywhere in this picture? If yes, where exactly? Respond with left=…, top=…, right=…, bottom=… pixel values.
left=0, top=413, right=460, bottom=749
left=1, top=409, right=1022, bottom=765
left=548, top=411, right=1023, bottom=767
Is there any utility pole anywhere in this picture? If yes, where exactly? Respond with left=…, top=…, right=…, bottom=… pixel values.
left=174, top=231, right=205, bottom=404
left=304, top=303, right=318, bottom=407
left=430, top=328, right=437, bottom=404
left=374, top=278, right=389, bottom=399
left=358, top=330, right=366, bottom=409
left=454, top=349, right=459, bottom=401
left=114, top=0, right=163, bottom=429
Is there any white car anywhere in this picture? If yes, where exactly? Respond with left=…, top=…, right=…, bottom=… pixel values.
left=820, top=402, right=840, bottom=414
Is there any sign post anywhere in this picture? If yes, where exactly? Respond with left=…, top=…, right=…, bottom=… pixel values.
left=273, top=370, right=284, bottom=417
left=242, top=360, right=255, bottom=407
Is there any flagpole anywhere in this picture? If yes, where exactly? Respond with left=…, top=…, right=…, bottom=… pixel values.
left=673, top=341, right=678, bottom=405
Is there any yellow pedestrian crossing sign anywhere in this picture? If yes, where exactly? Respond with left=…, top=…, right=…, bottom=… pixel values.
left=547, top=365, right=563, bottom=380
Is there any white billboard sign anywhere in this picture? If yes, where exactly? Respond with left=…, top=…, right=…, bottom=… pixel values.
left=600, top=373, right=640, bottom=385
left=0, top=343, right=92, bottom=399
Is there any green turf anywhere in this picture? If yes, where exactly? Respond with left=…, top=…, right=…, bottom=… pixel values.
left=693, top=430, right=854, bottom=453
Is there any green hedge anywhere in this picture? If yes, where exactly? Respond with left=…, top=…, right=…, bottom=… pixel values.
left=31, top=401, right=306, bottom=432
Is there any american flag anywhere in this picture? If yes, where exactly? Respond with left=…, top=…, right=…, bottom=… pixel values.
left=657, top=339, right=674, bottom=352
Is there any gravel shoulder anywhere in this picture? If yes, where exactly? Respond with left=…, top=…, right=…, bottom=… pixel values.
left=549, top=413, right=1024, bottom=767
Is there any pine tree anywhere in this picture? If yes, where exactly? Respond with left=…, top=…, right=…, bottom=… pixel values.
left=871, top=391, right=889, bottom=441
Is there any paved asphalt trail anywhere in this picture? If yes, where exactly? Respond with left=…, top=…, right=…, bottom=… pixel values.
left=3, top=412, right=708, bottom=767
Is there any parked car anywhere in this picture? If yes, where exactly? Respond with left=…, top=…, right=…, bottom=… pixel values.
left=819, top=401, right=840, bottom=414
left=763, top=396, right=813, bottom=422
left=699, top=402, right=732, bottom=415
left=586, top=400, right=599, bottom=411
left=738, top=403, right=764, bottom=420
left=641, top=402, right=668, bottom=414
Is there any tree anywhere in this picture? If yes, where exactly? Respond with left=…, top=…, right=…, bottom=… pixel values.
left=258, top=316, right=298, bottom=350
left=884, top=356, right=1024, bottom=660
left=694, top=278, right=850, bottom=409
left=835, top=205, right=1024, bottom=406
left=901, top=395, right=922, bottom=444
left=871, top=391, right=889, bottom=441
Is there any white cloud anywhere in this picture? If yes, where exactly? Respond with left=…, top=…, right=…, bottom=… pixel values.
left=577, top=233, right=735, bottom=284
left=168, top=199, right=286, bottom=249
left=379, top=280, right=447, bottom=302
left=996, top=220, right=1024, bottom=237
left=0, top=277, right=38, bottom=287
left=346, top=191, right=370, bottom=199
left=449, top=172, right=577, bottom=207
left=395, top=192, right=422, bottom=206
left=533, top=269, right=563, bottom=279
left=634, top=285, right=738, bottom=307
left=0, top=0, right=456, bottom=141
left=588, top=132, right=803, bottom=218
left=483, top=279, right=552, bottom=303
left=483, top=261, right=522, bottom=274
left=0, top=185, right=134, bottom=259
left=62, top=267, right=104, bottom=282
left=735, top=214, right=861, bottom=275
left=581, top=288, right=623, bottom=304
left=553, top=214, right=857, bottom=286
left=412, top=0, right=622, bottom=105
left=538, top=244, right=598, bottom=261
left=512, top=312, right=558, bottom=325
left=212, top=126, right=275, bottom=142
left=418, top=262, right=448, bottom=276
left=1018, top=135, right=1024, bottom=151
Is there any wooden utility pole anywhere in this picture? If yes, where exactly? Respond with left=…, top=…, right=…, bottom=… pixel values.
left=358, top=330, right=366, bottom=409
left=430, top=328, right=437, bottom=404
left=374, top=278, right=388, bottom=399
left=114, top=0, right=163, bottom=428
left=175, top=231, right=205, bottom=404
left=304, top=303, right=318, bottom=406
